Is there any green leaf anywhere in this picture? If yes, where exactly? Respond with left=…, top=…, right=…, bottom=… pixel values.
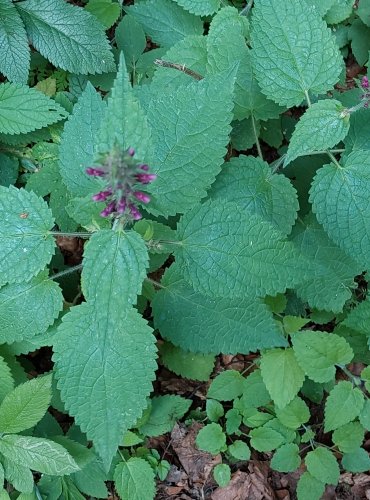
left=357, top=1, right=370, bottom=26
left=0, top=0, right=29, bottom=84
left=296, top=472, right=326, bottom=500
left=72, top=457, right=108, bottom=499
left=208, top=371, right=244, bottom=401
left=126, top=0, right=203, bottom=47
left=343, top=109, right=370, bottom=154
left=59, top=83, right=105, bottom=197
left=153, top=266, right=286, bottom=355
left=1, top=457, right=33, bottom=494
left=240, top=370, right=271, bottom=408
left=310, top=150, right=370, bottom=267
left=0, top=355, right=14, bottom=403
left=292, top=215, right=362, bottom=313
left=147, top=70, right=235, bottom=216
left=276, top=397, right=310, bottom=429
left=260, top=348, right=305, bottom=409
left=306, top=0, right=336, bottom=16
left=359, top=399, right=370, bottom=430
left=361, top=366, right=370, bottom=392
left=97, top=56, right=152, bottom=164
left=196, top=423, right=227, bottom=455
left=284, top=100, right=349, bottom=165
left=251, top=0, right=342, bottom=107
left=121, top=431, right=143, bottom=447
left=52, top=303, right=157, bottom=469
left=175, top=200, right=307, bottom=299
left=0, top=272, right=63, bottom=344
left=206, top=400, right=224, bottom=423
left=17, top=0, right=115, bottom=74
left=249, top=427, right=285, bottom=452
left=115, top=16, right=146, bottom=68
left=324, top=381, right=364, bottom=432
left=138, top=395, right=191, bottom=437
left=114, top=458, right=155, bottom=500
left=173, top=0, right=220, bottom=15
left=213, top=463, right=231, bottom=487
left=332, top=422, right=364, bottom=453
left=66, top=194, right=110, bottom=231
left=349, top=20, right=370, bottom=66
left=342, top=297, right=370, bottom=342
left=271, top=443, right=300, bottom=472
left=0, top=153, right=18, bottom=187
left=292, top=331, right=353, bottom=383
left=242, top=408, right=273, bottom=428
left=209, top=156, right=298, bottom=236
left=159, top=342, right=215, bottom=381
left=81, top=230, right=148, bottom=310
left=305, top=447, right=340, bottom=485
left=0, top=374, right=51, bottom=433
left=325, top=0, right=353, bottom=24
left=225, top=409, right=242, bottom=435
left=0, top=186, right=55, bottom=286
left=0, top=83, right=67, bottom=135
left=85, top=0, right=120, bottom=29
left=228, top=440, right=251, bottom=461
left=341, top=447, right=370, bottom=473
left=0, top=435, right=79, bottom=476
left=282, top=316, right=309, bottom=335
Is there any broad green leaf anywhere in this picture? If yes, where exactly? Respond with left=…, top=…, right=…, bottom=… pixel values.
left=151, top=35, right=207, bottom=91
left=196, top=423, right=227, bottom=454
left=296, top=472, right=326, bottom=500
left=138, top=395, right=191, bottom=437
left=264, top=418, right=296, bottom=444
left=72, top=457, right=108, bottom=499
left=358, top=1, right=370, bottom=26
left=361, top=366, right=370, bottom=392
left=349, top=20, right=370, bottom=66
left=121, top=431, right=143, bottom=447
left=114, top=458, right=155, bottom=500
left=115, top=16, right=146, bottom=68
left=292, top=215, right=362, bottom=313
left=325, top=0, right=353, bottom=24
left=341, top=448, right=370, bottom=473
left=276, top=397, right=310, bottom=429
left=51, top=437, right=94, bottom=469
left=292, top=331, right=353, bottom=383
left=228, top=440, right=251, bottom=461
left=0, top=153, right=18, bottom=187
left=0, top=491, right=10, bottom=500
left=175, top=200, right=308, bottom=299
left=85, top=0, right=120, bottom=29
left=0, top=272, right=63, bottom=344
left=207, top=8, right=282, bottom=121
left=81, top=229, right=148, bottom=310
left=0, top=186, right=55, bottom=286
left=242, top=408, right=273, bottom=428
left=126, top=0, right=203, bottom=47
left=271, top=443, right=301, bottom=472
left=53, top=303, right=157, bottom=469
left=282, top=316, right=309, bottom=335
left=0, top=355, right=14, bottom=403
left=59, top=83, right=105, bottom=197
left=332, top=422, right=364, bottom=453
left=260, top=348, right=305, bottom=409
left=240, top=370, right=271, bottom=408
left=284, top=100, right=349, bottom=165
left=342, top=297, right=370, bottom=344
left=208, top=371, right=244, bottom=401
left=324, top=381, right=364, bottom=432
left=1, top=457, right=33, bottom=493
left=66, top=194, right=110, bottom=231
left=209, top=156, right=298, bottom=236
left=173, top=0, right=220, bottom=15
left=152, top=266, right=286, bottom=355
left=306, top=0, right=336, bottom=16
left=159, top=342, right=215, bottom=381
left=147, top=70, right=235, bottom=216
left=344, top=109, right=370, bottom=154
left=231, top=117, right=260, bottom=151
left=310, top=150, right=370, bottom=267
left=0, top=435, right=79, bottom=476
left=17, top=0, right=115, bottom=74
left=359, top=399, right=370, bottom=430
left=225, top=409, right=242, bottom=435
left=249, top=427, right=285, bottom=452
left=305, top=447, right=340, bottom=485
left=0, top=0, right=29, bottom=84
left=213, top=463, right=231, bottom=488
left=206, top=400, right=224, bottom=423
left=251, top=0, right=342, bottom=107
left=0, top=83, right=67, bottom=135
left=97, top=54, right=152, bottom=161
left=0, top=374, right=51, bottom=433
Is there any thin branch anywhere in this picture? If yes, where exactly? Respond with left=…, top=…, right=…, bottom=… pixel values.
left=48, top=264, right=83, bottom=281
left=154, top=59, right=204, bottom=81
left=240, top=0, right=254, bottom=16
left=50, top=231, right=92, bottom=239
left=251, top=114, right=263, bottom=160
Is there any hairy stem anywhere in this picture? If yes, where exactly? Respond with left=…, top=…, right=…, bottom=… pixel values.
left=48, top=264, right=83, bottom=281
left=50, top=231, right=92, bottom=239
left=154, top=59, right=204, bottom=81
left=251, top=114, right=263, bottom=160
left=240, top=0, right=254, bottom=16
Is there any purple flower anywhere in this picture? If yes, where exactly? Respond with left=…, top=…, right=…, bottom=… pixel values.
left=128, top=147, right=135, bottom=157
left=100, top=201, right=116, bottom=217
left=361, top=76, right=369, bottom=89
left=92, top=190, right=112, bottom=202
left=86, top=167, right=105, bottom=177
left=133, top=191, right=151, bottom=204
left=129, top=204, right=142, bottom=220
left=135, top=173, right=157, bottom=184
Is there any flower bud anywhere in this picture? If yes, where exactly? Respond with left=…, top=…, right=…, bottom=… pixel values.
left=86, top=167, right=105, bottom=177
left=100, top=201, right=116, bottom=217
left=133, top=191, right=151, bottom=204
left=129, top=204, right=142, bottom=220
left=135, top=173, right=157, bottom=184
left=362, top=76, right=369, bottom=89
left=92, top=190, right=111, bottom=202
left=127, top=147, right=135, bottom=157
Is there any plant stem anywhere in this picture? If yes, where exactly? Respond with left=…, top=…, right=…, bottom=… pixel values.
left=304, top=90, right=312, bottom=107
left=48, top=264, right=83, bottom=281
left=50, top=231, right=92, bottom=239
left=154, top=59, right=204, bottom=81
left=240, top=0, right=254, bottom=16
left=251, top=114, right=263, bottom=160
left=326, top=150, right=342, bottom=169
left=145, top=277, right=165, bottom=289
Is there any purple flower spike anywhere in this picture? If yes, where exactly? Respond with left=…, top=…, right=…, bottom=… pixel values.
left=100, top=201, right=116, bottom=217
left=92, top=190, right=111, bottom=202
left=134, top=191, right=151, bottom=204
left=116, top=198, right=126, bottom=214
left=128, top=147, right=135, bottom=157
left=86, top=167, right=105, bottom=177
left=135, top=173, right=157, bottom=184
left=139, top=164, right=149, bottom=171
left=129, top=204, right=142, bottom=220
left=362, top=76, right=369, bottom=89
